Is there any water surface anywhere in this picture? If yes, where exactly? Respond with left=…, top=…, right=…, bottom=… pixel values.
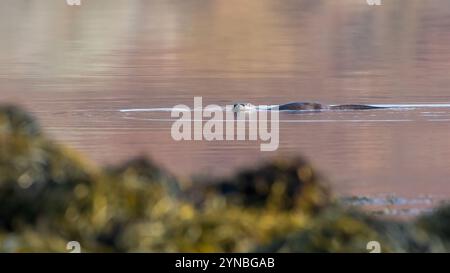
left=2, top=0, right=450, bottom=214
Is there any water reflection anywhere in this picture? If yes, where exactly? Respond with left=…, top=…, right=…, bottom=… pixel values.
left=2, top=0, right=450, bottom=207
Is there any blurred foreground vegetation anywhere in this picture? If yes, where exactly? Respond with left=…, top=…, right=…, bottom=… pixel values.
left=1, top=105, right=450, bottom=252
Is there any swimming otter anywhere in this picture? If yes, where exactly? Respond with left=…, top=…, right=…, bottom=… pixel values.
left=232, top=102, right=384, bottom=112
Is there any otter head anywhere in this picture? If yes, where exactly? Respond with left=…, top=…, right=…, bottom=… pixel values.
left=232, top=103, right=256, bottom=112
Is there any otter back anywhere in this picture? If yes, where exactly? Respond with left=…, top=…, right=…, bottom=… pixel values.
left=329, top=104, right=383, bottom=110
left=278, top=102, right=323, bottom=111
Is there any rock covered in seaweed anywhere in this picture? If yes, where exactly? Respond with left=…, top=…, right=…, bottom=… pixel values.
left=201, top=158, right=331, bottom=213
left=0, top=105, right=96, bottom=231
left=0, top=105, right=41, bottom=136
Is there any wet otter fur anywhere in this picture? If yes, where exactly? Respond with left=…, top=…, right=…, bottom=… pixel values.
left=232, top=102, right=384, bottom=112
left=278, top=102, right=383, bottom=111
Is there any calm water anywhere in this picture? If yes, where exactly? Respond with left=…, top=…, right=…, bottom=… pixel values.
left=2, top=0, right=450, bottom=213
